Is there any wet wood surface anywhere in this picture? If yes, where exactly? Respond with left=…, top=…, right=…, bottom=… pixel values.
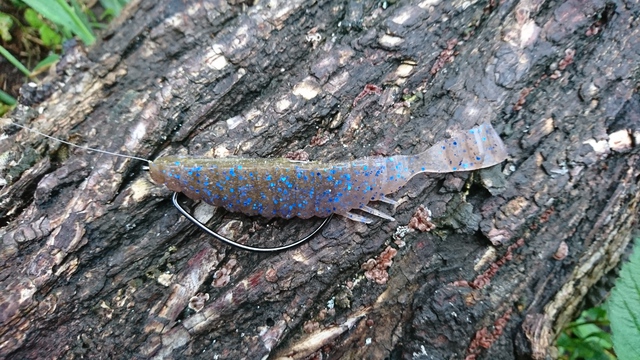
left=1, top=0, right=639, bottom=359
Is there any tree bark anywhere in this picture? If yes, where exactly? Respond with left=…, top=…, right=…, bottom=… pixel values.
left=1, top=0, right=639, bottom=359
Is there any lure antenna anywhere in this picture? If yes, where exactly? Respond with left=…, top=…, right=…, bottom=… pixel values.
left=172, top=192, right=333, bottom=252
left=8, top=121, right=151, bottom=163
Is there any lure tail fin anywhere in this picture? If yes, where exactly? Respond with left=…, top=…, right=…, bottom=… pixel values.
left=378, top=123, right=508, bottom=195
left=414, top=123, right=508, bottom=173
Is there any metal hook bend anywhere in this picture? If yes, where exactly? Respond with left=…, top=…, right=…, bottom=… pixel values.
left=172, top=192, right=333, bottom=252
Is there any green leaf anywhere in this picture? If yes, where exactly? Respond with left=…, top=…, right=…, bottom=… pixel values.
left=23, top=0, right=74, bottom=30
left=99, top=8, right=115, bottom=21
left=10, top=0, right=25, bottom=7
left=21, top=0, right=95, bottom=45
left=608, top=241, right=640, bottom=360
left=39, top=24, right=62, bottom=47
left=583, top=306, right=609, bottom=322
left=33, top=53, right=60, bottom=72
left=0, top=12, right=13, bottom=41
left=574, top=323, right=613, bottom=348
left=99, top=0, right=127, bottom=16
left=558, top=306, right=615, bottom=360
left=23, top=8, right=43, bottom=28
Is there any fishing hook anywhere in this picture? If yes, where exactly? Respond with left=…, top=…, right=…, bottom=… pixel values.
left=172, top=192, right=333, bottom=252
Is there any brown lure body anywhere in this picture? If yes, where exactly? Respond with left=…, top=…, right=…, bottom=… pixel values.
left=149, top=123, right=508, bottom=223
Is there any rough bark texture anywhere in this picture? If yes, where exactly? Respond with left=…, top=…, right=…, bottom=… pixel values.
left=1, top=0, right=639, bottom=359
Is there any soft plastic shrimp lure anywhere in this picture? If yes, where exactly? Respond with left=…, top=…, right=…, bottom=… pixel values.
left=10, top=122, right=508, bottom=252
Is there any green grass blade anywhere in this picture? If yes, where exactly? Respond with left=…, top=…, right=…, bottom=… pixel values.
left=33, top=53, right=60, bottom=73
left=0, top=89, right=17, bottom=106
left=68, top=0, right=94, bottom=41
left=22, top=0, right=95, bottom=45
left=57, top=0, right=95, bottom=45
left=0, top=44, right=30, bottom=76
left=99, top=0, right=126, bottom=16
left=608, top=240, right=640, bottom=360
left=21, top=0, right=75, bottom=31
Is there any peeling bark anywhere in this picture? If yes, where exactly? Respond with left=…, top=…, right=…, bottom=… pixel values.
left=1, top=0, right=639, bottom=359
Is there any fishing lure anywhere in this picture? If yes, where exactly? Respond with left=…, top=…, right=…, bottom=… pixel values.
left=150, top=122, right=507, bottom=223
left=10, top=121, right=508, bottom=252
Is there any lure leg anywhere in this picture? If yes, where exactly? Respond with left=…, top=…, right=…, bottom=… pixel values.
left=172, top=192, right=332, bottom=252
left=360, top=205, right=396, bottom=221
left=341, top=212, right=374, bottom=224
left=378, top=195, right=398, bottom=205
